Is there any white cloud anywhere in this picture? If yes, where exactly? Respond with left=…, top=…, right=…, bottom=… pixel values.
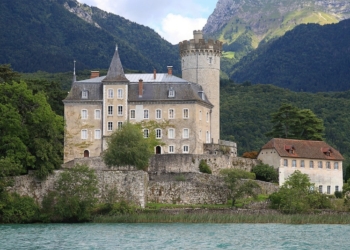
left=78, top=0, right=215, bottom=43
left=156, top=14, right=207, bottom=44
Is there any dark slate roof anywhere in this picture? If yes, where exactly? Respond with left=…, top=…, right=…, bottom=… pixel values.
left=102, top=46, right=129, bottom=82
left=128, top=82, right=212, bottom=106
left=261, top=138, right=344, bottom=160
left=64, top=81, right=102, bottom=102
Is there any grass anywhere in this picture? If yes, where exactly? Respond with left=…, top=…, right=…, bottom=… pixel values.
left=93, top=212, right=350, bottom=224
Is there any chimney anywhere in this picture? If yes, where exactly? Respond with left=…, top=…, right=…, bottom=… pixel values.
left=138, top=79, right=143, bottom=97
left=153, top=69, right=157, bottom=80
left=167, top=66, right=173, bottom=76
left=90, top=71, right=100, bottom=79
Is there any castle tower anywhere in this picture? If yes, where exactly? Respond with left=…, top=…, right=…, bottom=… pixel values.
left=179, top=30, right=222, bottom=143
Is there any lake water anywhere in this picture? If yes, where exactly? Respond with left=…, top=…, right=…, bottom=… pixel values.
left=0, top=223, right=349, bottom=249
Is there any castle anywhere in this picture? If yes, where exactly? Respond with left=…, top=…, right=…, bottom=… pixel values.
left=63, top=31, right=236, bottom=163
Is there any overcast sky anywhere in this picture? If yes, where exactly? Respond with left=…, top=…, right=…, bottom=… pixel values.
left=78, top=0, right=217, bottom=44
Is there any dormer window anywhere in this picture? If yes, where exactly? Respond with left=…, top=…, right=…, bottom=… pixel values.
left=285, top=145, right=295, bottom=154
left=322, top=148, right=332, bottom=156
left=198, top=91, right=205, bottom=100
left=82, top=90, right=88, bottom=99
left=168, top=87, right=175, bottom=98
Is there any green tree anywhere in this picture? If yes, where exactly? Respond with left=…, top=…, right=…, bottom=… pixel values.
left=103, top=122, right=157, bottom=170
left=269, top=170, right=331, bottom=213
left=0, top=81, right=63, bottom=179
left=251, top=163, right=278, bottom=182
left=0, top=64, right=20, bottom=83
left=41, top=164, right=98, bottom=222
left=266, top=103, right=324, bottom=140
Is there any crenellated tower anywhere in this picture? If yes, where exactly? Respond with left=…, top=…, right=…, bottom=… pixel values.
left=179, top=30, right=222, bottom=143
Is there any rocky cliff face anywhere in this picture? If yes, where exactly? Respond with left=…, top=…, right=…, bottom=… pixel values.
left=203, top=0, right=350, bottom=40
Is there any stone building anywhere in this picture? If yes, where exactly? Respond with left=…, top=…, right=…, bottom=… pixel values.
left=258, top=138, right=344, bottom=193
left=63, top=31, right=235, bottom=163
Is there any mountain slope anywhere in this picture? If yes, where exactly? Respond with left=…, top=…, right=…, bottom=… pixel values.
left=203, top=0, right=350, bottom=63
left=0, top=0, right=180, bottom=73
left=229, top=19, right=350, bottom=92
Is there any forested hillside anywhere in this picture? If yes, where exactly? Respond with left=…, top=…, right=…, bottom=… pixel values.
left=229, top=19, right=350, bottom=92
left=0, top=0, right=180, bottom=73
left=220, top=82, right=350, bottom=167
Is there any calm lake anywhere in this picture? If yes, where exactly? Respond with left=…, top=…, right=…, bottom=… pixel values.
left=1, top=223, right=349, bottom=249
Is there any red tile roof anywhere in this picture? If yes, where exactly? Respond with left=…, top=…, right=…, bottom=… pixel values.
left=261, top=138, right=344, bottom=160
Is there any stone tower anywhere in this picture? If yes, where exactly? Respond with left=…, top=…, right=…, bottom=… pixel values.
left=179, top=30, right=222, bottom=143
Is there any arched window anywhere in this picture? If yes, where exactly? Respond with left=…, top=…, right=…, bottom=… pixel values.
left=156, top=146, right=162, bottom=154
left=84, top=150, right=89, bottom=158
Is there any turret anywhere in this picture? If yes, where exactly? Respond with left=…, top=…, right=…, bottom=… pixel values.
left=179, top=30, right=222, bottom=143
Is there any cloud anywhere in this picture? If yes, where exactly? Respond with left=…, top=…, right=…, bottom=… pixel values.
left=156, top=14, right=207, bottom=44
left=78, top=0, right=213, bottom=43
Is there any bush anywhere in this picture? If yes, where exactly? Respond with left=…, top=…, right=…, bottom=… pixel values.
left=199, top=160, right=212, bottom=174
left=242, top=151, right=258, bottom=159
left=220, top=169, right=256, bottom=180
left=251, top=163, right=278, bottom=182
left=334, top=191, right=343, bottom=198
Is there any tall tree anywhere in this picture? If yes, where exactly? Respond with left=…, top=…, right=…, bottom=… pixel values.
left=266, top=103, right=324, bottom=140
left=0, top=64, right=20, bottom=83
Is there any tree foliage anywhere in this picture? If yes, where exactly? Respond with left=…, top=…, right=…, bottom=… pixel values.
left=0, top=81, right=63, bottom=179
left=41, top=164, right=98, bottom=222
left=266, top=103, right=324, bottom=140
left=199, top=160, right=212, bottom=174
left=251, top=163, right=278, bottom=183
left=269, top=171, right=331, bottom=213
left=103, top=122, right=157, bottom=170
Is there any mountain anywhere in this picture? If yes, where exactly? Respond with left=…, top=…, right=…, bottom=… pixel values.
left=203, top=0, right=350, bottom=63
left=229, top=19, right=350, bottom=92
left=0, top=0, right=180, bottom=73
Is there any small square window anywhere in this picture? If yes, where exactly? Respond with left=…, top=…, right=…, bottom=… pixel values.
left=94, top=129, right=101, bottom=139
left=169, top=145, right=175, bottom=153
left=183, top=109, right=189, bottom=119
left=143, top=129, right=149, bottom=138
left=107, top=122, right=113, bottom=131
left=144, top=110, right=149, bottom=119
left=168, top=88, right=175, bottom=97
left=130, top=110, right=135, bottom=119
left=81, top=129, right=87, bottom=139
left=95, top=110, right=101, bottom=119
left=183, top=145, right=189, bottom=153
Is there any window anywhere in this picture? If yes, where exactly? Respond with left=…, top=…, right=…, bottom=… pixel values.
left=118, top=105, right=123, bottom=116
left=183, top=145, right=189, bottom=153
left=95, top=109, right=101, bottom=119
left=326, top=162, right=331, bottom=169
left=183, top=128, right=189, bottom=138
left=206, top=131, right=210, bottom=143
left=81, top=129, right=87, bottom=139
left=118, top=122, right=123, bottom=129
left=335, top=186, right=339, bottom=192
left=327, top=186, right=331, bottom=194
left=169, top=145, right=174, bottom=153
left=156, top=129, right=162, bottom=139
left=183, top=108, right=189, bottom=119
left=107, top=122, right=113, bottom=131
left=209, top=57, right=212, bottom=64
left=108, top=106, right=113, bottom=116
left=130, top=110, right=135, bottom=119
left=319, top=185, right=323, bottom=193
left=283, top=159, right=288, bottom=167
left=199, top=110, right=202, bottom=120
left=168, top=88, right=175, bottom=97
left=292, top=160, right=296, bottom=168
left=156, top=109, right=162, bottom=119
left=94, top=129, right=101, bottom=139
left=168, top=109, right=174, bottom=119
left=206, top=112, right=209, bottom=122
left=301, top=160, right=305, bottom=168
left=143, top=129, right=149, bottom=138
left=334, top=162, right=339, bottom=170
left=117, top=89, right=123, bottom=99
left=318, top=161, right=323, bottom=169
left=82, top=90, right=88, bottom=99
left=310, top=161, right=314, bottom=168
left=144, top=109, right=149, bottom=119
left=81, top=109, right=87, bottom=119
left=107, top=89, right=114, bottom=99
left=168, top=128, right=175, bottom=139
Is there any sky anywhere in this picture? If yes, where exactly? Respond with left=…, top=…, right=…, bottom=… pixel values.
left=78, top=0, right=217, bottom=44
